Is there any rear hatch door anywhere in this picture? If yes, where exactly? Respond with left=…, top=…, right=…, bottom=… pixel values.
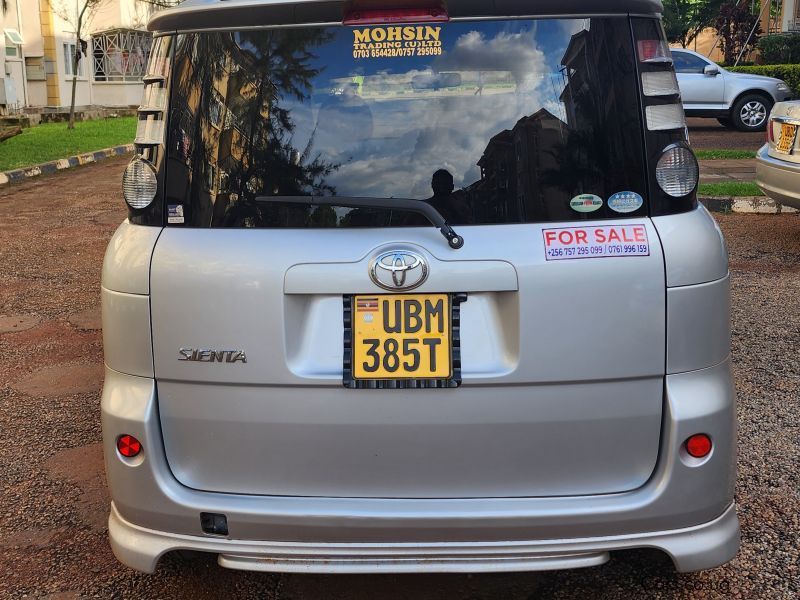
left=151, top=16, right=666, bottom=498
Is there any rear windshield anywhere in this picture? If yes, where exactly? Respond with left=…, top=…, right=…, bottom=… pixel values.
left=166, top=18, right=647, bottom=228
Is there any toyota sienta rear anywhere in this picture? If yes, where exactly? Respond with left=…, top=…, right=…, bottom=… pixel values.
left=101, top=0, right=739, bottom=574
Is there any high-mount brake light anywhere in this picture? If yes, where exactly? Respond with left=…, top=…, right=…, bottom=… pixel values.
left=344, top=6, right=449, bottom=25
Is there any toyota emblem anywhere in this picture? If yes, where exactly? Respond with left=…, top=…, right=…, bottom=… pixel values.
left=369, top=250, right=429, bottom=291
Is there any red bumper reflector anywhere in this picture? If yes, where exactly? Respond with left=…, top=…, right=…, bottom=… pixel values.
left=344, top=7, right=449, bottom=25
left=685, top=434, right=712, bottom=458
left=117, top=434, right=142, bottom=458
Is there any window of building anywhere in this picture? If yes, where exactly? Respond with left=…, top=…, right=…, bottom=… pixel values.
left=63, top=42, right=85, bottom=77
left=4, top=29, right=23, bottom=58
left=92, top=29, right=152, bottom=82
left=25, top=57, right=46, bottom=81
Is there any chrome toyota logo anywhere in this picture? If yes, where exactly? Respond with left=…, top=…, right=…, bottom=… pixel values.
left=370, top=250, right=429, bottom=291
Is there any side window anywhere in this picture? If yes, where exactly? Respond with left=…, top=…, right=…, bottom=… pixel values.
left=671, top=51, right=709, bottom=74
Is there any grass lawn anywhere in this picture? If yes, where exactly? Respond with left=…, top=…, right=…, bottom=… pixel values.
left=698, top=181, right=764, bottom=197
left=0, top=117, right=136, bottom=172
left=695, top=149, right=757, bottom=160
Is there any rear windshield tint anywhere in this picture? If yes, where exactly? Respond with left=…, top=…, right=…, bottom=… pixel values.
left=166, top=18, right=647, bottom=228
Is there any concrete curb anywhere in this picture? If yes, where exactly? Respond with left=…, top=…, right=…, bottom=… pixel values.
left=0, top=144, right=134, bottom=186
left=700, top=195, right=797, bottom=214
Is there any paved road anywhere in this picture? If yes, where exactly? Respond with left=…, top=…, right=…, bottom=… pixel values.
left=687, top=118, right=765, bottom=152
left=1, top=159, right=798, bottom=599
left=700, top=159, right=756, bottom=184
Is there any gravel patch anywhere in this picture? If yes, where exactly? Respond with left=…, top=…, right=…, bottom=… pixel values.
left=0, top=160, right=797, bottom=598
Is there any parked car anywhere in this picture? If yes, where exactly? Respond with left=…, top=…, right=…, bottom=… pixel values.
left=671, top=48, right=793, bottom=131
left=756, top=101, right=800, bottom=208
left=102, top=0, right=739, bottom=576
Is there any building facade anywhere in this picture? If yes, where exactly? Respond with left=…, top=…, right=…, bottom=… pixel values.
left=778, top=0, right=800, bottom=32
left=2, top=0, right=161, bottom=114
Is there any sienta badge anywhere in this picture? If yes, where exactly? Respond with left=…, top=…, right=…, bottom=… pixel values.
left=608, top=191, right=644, bottom=214
left=569, top=194, right=603, bottom=213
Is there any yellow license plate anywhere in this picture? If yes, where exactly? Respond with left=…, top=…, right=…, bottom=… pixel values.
left=352, top=294, right=452, bottom=380
left=777, top=123, right=798, bottom=154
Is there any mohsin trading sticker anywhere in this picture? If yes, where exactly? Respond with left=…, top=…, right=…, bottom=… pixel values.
left=352, top=26, right=443, bottom=59
left=569, top=194, right=603, bottom=213
left=543, top=225, right=650, bottom=261
left=607, top=191, right=644, bottom=214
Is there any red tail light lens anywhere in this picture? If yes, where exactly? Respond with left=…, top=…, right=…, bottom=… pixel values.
left=344, top=7, right=449, bottom=25
left=117, top=434, right=142, bottom=458
left=685, top=434, right=712, bottom=458
left=637, top=40, right=671, bottom=63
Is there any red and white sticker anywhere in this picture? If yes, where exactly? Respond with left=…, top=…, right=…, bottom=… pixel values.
left=543, top=224, right=650, bottom=261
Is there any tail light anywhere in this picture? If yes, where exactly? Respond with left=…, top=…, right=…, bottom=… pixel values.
left=646, top=104, right=686, bottom=131
left=641, top=71, right=680, bottom=97
left=122, top=156, right=158, bottom=210
left=637, top=39, right=672, bottom=63
left=655, top=144, right=699, bottom=198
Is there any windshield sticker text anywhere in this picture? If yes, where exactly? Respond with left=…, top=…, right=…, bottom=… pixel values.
left=607, top=191, right=644, bottom=214
left=353, top=26, right=443, bottom=59
left=543, top=225, right=650, bottom=261
left=569, top=194, right=603, bottom=213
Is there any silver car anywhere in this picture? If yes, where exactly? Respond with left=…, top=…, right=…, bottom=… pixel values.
left=102, top=0, right=739, bottom=575
left=757, top=101, right=800, bottom=208
left=672, top=48, right=793, bottom=131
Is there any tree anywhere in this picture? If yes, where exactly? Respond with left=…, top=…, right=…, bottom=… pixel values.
left=715, top=0, right=762, bottom=65
left=53, top=0, right=108, bottom=130
left=663, top=0, right=726, bottom=48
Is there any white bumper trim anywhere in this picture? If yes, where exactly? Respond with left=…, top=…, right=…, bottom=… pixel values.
left=109, top=502, right=739, bottom=575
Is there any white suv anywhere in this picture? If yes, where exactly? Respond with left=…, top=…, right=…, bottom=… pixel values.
left=672, top=49, right=793, bottom=131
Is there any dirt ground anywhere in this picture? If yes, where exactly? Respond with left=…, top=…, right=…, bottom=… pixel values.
left=0, top=159, right=798, bottom=599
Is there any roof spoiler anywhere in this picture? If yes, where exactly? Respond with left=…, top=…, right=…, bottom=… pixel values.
left=149, top=0, right=663, bottom=32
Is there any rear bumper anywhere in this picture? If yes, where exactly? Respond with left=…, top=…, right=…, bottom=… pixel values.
left=102, top=358, right=738, bottom=574
left=109, top=502, right=739, bottom=574
left=756, top=144, right=800, bottom=208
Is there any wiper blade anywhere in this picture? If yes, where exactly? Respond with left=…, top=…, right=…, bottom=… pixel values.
left=256, top=195, right=464, bottom=250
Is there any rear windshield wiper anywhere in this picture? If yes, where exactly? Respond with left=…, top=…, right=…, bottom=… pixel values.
left=255, top=196, right=465, bottom=250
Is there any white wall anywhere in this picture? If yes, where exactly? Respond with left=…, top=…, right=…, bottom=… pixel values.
left=782, top=0, right=799, bottom=31
left=50, top=0, right=94, bottom=106
left=1, top=0, right=28, bottom=110
left=92, top=81, right=143, bottom=107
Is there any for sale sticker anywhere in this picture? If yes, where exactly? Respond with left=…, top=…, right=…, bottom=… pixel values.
left=543, top=224, right=650, bottom=261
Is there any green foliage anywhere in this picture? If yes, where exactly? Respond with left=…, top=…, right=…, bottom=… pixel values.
left=757, top=34, right=800, bottom=64
left=698, top=182, right=764, bottom=197
left=695, top=149, right=757, bottom=160
left=727, top=64, right=800, bottom=94
left=663, top=0, right=725, bottom=47
left=715, top=0, right=763, bottom=65
left=0, top=117, right=136, bottom=172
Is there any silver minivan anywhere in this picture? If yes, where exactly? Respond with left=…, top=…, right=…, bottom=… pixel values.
left=102, top=0, right=739, bottom=575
